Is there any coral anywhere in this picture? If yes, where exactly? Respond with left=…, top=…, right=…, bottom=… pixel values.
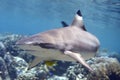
left=0, top=57, right=10, bottom=80
left=17, top=65, right=51, bottom=80
left=109, top=52, right=120, bottom=62
left=47, top=75, right=69, bottom=80
left=64, top=57, right=120, bottom=80
left=88, top=57, right=120, bottom=80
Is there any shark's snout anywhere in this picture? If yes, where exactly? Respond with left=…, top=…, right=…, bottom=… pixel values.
left=16, top=38, right=34, bottom=45
left=16, top=39, right=25, bottom=45
left=16, top=40, right=24, bottom=45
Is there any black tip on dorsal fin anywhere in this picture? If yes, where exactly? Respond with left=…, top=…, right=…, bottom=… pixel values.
left=77, top=10, right=82, bottom=16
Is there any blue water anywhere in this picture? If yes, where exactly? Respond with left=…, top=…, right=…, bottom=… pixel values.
left=0, top=0, right=120, bottom=52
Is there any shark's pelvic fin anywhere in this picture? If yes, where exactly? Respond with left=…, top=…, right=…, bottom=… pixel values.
left=64, top=51, right=93, bottom=72
left=29, top=57, right=42, bottom=69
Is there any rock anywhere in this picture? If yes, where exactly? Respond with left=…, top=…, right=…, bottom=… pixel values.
left=64, top=63, right=87, bottom=80
left=0, top=42, right=5, bottom=50
left=8, top=56, right=28, bottom=79
left=0, top=34, right=22, bottom=60
left=3, top=52, right=28, bottom=79
left=17, top=65, right=50, bottom=80
left=64, top=57, right=120, bottom=80
left=12, top=57, right=28, bottom=76
left=109, top=52, right=120, bottom=62
left=4, top=52, right=14, bottom=67
left=0, top=57, right=10, bottom=80
left=48, top=75, right=68, bottom=80
left=0, top=41, right=6, bottom=58
left=88, top=57, right=120, bottom=80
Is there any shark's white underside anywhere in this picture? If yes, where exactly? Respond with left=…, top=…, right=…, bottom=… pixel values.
left=19, top=45, right=95, bottom=61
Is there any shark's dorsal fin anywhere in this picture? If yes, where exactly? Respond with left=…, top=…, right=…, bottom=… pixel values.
left=61, top=21, right=69, bottom=27
left=71, top=10, right=87, bottom=31
left=60, top=10, right=86, bottom=31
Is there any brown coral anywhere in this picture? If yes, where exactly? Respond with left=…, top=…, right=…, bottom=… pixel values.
left=88, top=57, right=120, bottom=80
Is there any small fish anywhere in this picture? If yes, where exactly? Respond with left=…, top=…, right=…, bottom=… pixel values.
left=16, top=10, right=100, bottom=71
left=44, top=61, right=57, bottom=67
left=44, top=60, right=57, bottom=71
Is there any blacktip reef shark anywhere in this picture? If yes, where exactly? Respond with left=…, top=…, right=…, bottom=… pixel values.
left=16, top=10, right=100, bottom=71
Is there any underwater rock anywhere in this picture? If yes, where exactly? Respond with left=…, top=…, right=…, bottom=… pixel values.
left=3, top=34, right=22, bottom=56
left=96, top=49, right=120, bottom=62
left=88, top=57, right=120, bottom=80
left=64, top=57, right=120, bottom=80
left=0, top=42, right=6, bottom=57
left=64, top=62, right=89, bottom=80
left=0, top=34, right=22, bottom=58
left=109, top=52, right=120, bottom=62
left=0, top=41, right=5, bottom=50
left=10, top=56, right=28, bottom=77
left=18, top=51, right=34, bottom=64
left=0, top=57, right=10, bottom=80
left=48, top=75, right=69, bottom=80
left=4, top=52, right=14, bottom=67
left=17, top=65, right=51, bottom=80
left=3, top=52, right=28, bottom=79
left=96, top=48, right=109, bottom=57
left=0, top=34, right=34, bottom=62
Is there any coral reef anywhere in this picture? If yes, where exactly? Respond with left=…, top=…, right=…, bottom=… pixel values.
left=88, top=57, right=120, bottom=80
left=0, top=34, right=120, bottom=80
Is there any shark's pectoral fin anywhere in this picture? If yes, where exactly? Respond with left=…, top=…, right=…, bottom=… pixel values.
left=64, top=51, right=93, bottom=71
left=29, top=57, right=42, bottom=69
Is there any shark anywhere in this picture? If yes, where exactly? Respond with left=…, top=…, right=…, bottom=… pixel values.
left=16, top=10, right=100, bottom=71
